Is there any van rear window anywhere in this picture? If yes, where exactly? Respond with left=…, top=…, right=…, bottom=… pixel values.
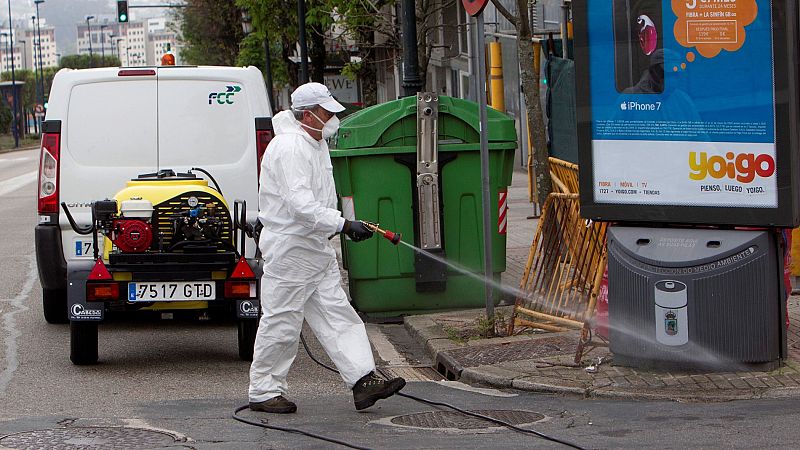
left=66, top=81, right=157, bottom=166
left=157, top=80, right=252, bottom=167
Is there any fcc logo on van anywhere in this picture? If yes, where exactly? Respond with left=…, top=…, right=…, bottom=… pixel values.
left=209, top=85, right=242, bottom=105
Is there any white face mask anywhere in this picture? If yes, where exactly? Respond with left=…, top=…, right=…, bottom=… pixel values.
left=307, top=110, right=340, bottom=139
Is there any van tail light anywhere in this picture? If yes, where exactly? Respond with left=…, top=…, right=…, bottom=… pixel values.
left=37, top=132, right=61, bottom=214
left=255, top=117, right=274, bottom=180
left=87, top=282, right=119, bottom=301
left=256, top=130, right=273, bottom=173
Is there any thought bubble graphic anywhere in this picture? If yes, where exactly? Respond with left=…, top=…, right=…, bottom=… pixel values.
left=672, top=0, right=758, bottom=59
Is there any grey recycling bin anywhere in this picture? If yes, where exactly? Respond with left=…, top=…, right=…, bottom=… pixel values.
left=607, top=226, right=785, bottom=371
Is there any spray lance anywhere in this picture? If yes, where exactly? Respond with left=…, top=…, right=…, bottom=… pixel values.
left=328, top=220, right=402, bottom=245
left=360, top=221, right=402, bottom=245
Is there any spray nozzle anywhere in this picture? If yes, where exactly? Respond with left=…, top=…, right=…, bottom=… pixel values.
left=361, top=221, right=402, bottom=245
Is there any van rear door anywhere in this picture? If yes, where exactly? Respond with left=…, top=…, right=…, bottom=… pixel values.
left=156, top=67, right=267, bottom=256
left=59, top=69, right=158, bottom=261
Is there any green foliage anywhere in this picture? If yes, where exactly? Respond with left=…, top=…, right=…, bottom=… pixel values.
left=179, top=0, right=245, bottom=66
left=58, top=54, right=122, bottom=69
left=0, top=100, right=11, bottom=135
left=235, top=32, right=291, bottom=88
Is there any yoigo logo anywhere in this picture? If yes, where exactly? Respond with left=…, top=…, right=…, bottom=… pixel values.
left=689, top=151, right=775, bottom=183
left=208, top=85, right=242, bottom=105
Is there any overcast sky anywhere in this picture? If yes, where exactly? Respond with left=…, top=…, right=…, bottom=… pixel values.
left=1, top=0, right=176, bottom=55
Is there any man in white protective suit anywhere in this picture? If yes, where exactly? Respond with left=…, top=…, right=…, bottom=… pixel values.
left=248, top=82, right=406, bottom=413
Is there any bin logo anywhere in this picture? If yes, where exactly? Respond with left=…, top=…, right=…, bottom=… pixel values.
left=664, top=310, right=678, bottom=336
left=208, top=85, right=242, bottom=105
left=689, top=151, right=775, bottom=183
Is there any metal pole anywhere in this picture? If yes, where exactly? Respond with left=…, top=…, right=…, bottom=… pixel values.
left=400, top=0, right=422, bottom=97
left=87, top=17, right=93, bottom=67
left=100, top=25, right=106, bottom=66
left=35, top=2, right=44, bottom=110
left=8, top=0, right=19, bottom=148
left=474, top=13, right=494, bottom=322
left=264, top=37, right=274, bottom=112
left=297, top=0, right=308, bottom=83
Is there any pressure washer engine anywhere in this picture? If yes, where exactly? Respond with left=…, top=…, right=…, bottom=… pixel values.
left=61, top=169, right=262, bottom=366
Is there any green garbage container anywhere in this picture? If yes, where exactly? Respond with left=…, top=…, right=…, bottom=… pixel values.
left=330, top=95, right=516, bottom=318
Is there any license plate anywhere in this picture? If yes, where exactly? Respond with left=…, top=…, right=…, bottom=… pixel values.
left=73, top=239, right=94, bottom=258
left=128, top=282, right=216, bottom=302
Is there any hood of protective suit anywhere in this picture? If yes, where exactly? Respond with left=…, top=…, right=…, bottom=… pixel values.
left=257, top=110, right=345, bottom=282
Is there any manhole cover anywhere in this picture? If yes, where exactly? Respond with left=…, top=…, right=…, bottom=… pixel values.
left=390, top=410, right=544, bottom=430
left=0, top=426, right=181, bottom=449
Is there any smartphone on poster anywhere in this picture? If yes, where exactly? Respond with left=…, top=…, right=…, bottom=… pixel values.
left=614, top=0, right=664, bottom=94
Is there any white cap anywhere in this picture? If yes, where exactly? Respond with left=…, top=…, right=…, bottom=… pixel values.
left=291, top=82, right=345, bottom=113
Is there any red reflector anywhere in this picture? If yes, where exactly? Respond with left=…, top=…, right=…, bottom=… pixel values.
left=230, top=257, right=256, bottom=279
left=225, top=281, right=255, bottom=298
left=118, top=69, right=156, bottom=76
left=87, top=283, right=119, bottom=301
left=88, top=259, right=112, bottom=280
left=256, top=129, right=273, bottom=179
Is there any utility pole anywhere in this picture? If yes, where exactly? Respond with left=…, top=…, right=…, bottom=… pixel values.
left=297, top=0, right=308, bottom=83
left=34, top=0, right=45, bottom=117
left=100, top=24, right=107, bottom=66
left=7, top=0, right=19, bottom=148
left=86, top=15, right=95, bottom=67
left=400, top=0, right=423, bottom=97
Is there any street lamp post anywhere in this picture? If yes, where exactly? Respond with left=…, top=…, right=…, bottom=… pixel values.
left=100, top=24, right=107, bottom=66
left=7, top=0, right=19, bottom=147
left=86, top=15, right=95, bottom=67
left=30, top=16, right=40, bottom=118
left=34, top=0, right=45, bottom=112
left=297, top=0, right=308, bottom=83
left=17, top=40, right=26, bottom=71
left=240, top=12, right=274, bottom=113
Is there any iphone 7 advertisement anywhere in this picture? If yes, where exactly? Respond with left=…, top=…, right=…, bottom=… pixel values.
left=574, top=0, right=800, bottom=227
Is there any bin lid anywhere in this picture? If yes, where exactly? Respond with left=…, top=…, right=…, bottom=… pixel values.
left=331, top=95, right=517, bottom=152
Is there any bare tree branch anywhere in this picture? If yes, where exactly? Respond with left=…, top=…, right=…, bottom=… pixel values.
left=491, top=0, right=518, bottom=28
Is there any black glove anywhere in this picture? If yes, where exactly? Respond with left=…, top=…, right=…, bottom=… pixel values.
left=343, top=219, right=374, bottom=242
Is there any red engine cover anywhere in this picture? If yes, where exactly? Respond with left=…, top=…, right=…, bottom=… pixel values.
left=113, top=220, right=153, bottom=253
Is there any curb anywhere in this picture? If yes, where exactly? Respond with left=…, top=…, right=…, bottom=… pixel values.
left=0, top=145, right=38, bottom=154
left=404, top=314, right=800, bottom=402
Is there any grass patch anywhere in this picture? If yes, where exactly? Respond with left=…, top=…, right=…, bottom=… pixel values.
left=0, top=134, right=40, bottom=151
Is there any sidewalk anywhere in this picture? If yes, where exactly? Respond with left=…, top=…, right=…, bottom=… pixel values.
left=404, top=169, right=800, bottom=401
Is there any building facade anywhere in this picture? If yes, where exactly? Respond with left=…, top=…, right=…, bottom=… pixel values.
left=0, top=19, right=59, bottom=73
left=76, top=17, right=179, bottom=67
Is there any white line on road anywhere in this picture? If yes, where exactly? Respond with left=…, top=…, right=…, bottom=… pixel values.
left=0, top=254, right=35, bottom=395
left=365, top=324, right=408, bottom=366
left=0, top=170, right=37, bottom=197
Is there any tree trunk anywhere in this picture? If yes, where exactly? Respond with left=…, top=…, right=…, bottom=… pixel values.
left=358, top=30, right=378, bottom=106
left=309, top=23, right=326, bottom=83
left=516, top=0, right=552, bottom=208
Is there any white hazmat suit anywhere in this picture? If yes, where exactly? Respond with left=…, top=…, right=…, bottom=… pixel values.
left=248, top=109, right=376, bottom=403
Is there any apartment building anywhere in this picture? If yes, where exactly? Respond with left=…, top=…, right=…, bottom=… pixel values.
left=77, top=17, right=179, bottom=67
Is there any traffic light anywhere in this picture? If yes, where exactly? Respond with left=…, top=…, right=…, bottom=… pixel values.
left=117, top=1, right=129, bottom=23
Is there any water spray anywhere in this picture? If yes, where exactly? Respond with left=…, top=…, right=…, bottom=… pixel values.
left=361, top=221, right=402, bottom=245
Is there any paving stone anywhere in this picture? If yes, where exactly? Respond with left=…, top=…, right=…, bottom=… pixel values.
left=744, top=377, right=768, bottom=388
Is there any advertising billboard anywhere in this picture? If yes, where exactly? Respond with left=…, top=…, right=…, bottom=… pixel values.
left=574, top=1, right=800, bottom=226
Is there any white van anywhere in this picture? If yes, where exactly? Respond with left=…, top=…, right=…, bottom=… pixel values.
left=35, top=66, right=273, bottom=364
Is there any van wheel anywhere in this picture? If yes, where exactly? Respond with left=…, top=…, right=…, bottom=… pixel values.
left=43, top=289, right=68, bottom=324
left=70, top=321, right=99, bottom=365
left=237, top=319, right=258, bottom=361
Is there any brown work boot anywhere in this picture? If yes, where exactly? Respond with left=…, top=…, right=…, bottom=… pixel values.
left=249, top=395, right=297, bottom=414
left=352, top=372, right=406, bottom=411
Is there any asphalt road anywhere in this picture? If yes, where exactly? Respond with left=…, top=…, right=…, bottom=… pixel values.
left=1, top=148, right=800, bottom=449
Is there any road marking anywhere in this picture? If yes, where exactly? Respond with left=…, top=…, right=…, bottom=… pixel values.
left=0, top=156, right=35, bottom=165
left=0, top=254, right=35, bottom=395
left=435, top=380, right=519, bottom=397
left=365, top=324, right=407, bottom=366
left=0, top=171, right=37, bottom=197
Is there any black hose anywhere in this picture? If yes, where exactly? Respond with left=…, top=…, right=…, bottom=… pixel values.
left=232, top=405, right=374, bottom=450
left=190, top=167, right=224, bottom=195
left=298, top=333, right=586, bottom=450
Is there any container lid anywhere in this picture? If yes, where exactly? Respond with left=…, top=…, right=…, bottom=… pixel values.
left=331, top=95, right=517, bottom=152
